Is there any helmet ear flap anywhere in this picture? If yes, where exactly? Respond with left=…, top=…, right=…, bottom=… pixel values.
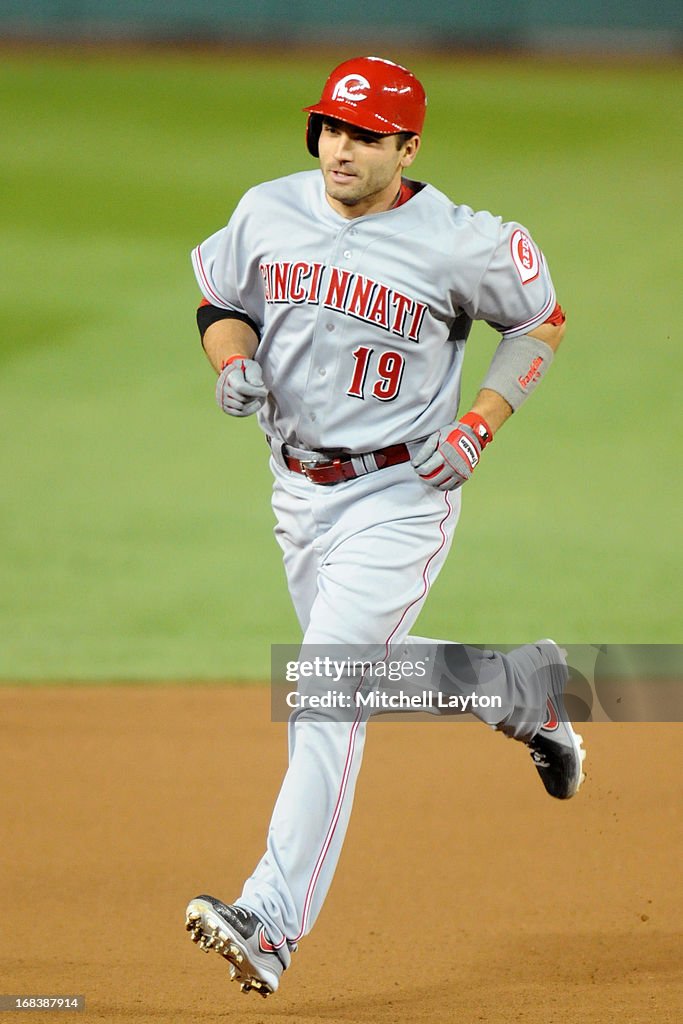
left=306, top=113, right=323, bottom=157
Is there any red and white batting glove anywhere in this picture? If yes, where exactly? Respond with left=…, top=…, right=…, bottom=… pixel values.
left=411, top=412, right=493, bottom=491
left=215, top=355, right=268, bottom=417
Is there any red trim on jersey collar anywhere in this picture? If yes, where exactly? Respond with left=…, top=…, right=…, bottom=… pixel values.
left=392, top=180, right=417, bottom=209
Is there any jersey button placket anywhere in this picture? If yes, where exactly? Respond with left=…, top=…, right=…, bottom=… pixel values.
left=303, top=227, right=355, bottom=436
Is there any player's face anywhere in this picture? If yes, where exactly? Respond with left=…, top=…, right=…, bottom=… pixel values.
left=318, top=119, right=420, bottom=219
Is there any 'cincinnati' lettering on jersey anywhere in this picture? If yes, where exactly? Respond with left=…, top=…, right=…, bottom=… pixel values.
left=259, top=261, right=428, bottom=342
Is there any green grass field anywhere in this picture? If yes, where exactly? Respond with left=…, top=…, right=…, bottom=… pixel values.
left=0, top=50, right=681, bottom=679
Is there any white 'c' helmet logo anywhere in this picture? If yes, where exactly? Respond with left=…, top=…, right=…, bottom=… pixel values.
left=332, top=74, right=371, bottom=102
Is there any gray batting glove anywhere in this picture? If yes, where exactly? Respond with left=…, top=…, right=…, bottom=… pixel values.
left=215, top=357, right=268, bottom=417
left=412, top=413, right=492, bottom=490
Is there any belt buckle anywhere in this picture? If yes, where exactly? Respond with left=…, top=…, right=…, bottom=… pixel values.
left=300, top=457, right=341, bottom=484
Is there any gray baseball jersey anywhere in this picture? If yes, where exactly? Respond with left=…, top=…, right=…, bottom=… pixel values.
left=192, top=170, right=556, bottom=453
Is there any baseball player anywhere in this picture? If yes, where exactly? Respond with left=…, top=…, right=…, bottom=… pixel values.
left=185, top=56, right=586, bottom=998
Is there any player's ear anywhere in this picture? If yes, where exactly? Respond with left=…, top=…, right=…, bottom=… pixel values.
left=400, top=135, right=420, bottom=168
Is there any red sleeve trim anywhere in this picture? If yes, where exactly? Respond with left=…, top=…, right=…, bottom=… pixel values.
left=544, top=302, right=566, bottom=326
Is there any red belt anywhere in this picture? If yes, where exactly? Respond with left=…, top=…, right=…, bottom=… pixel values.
left=284, top=443, right=411, bottom=485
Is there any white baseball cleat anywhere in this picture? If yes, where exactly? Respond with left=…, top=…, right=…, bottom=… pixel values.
left=185, top=895, right=292, bottom=997
left=526, top=640, right=587, bottom=799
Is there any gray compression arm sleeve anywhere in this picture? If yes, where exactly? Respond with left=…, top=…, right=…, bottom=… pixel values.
left=480, top=334, right=554, bottom=411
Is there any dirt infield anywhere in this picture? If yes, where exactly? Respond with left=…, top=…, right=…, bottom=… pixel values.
left=1, top=686, right=680, bottom=1023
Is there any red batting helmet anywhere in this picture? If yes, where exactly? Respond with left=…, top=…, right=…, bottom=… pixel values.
left=303, top=56, right=427, bottom=157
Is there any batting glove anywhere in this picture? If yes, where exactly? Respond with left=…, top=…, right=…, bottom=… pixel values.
left=215, top=355, right=268, bottom=417
left=412, top=412, right=493, bottom=490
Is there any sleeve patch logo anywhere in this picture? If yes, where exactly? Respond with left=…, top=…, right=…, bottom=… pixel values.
left=332, top=74, right=371, bottom=103
left=511, top=229, right=540, bottom=285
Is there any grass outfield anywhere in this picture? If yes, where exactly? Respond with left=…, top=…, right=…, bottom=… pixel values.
left=0, top=50, right=680, bottom=679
